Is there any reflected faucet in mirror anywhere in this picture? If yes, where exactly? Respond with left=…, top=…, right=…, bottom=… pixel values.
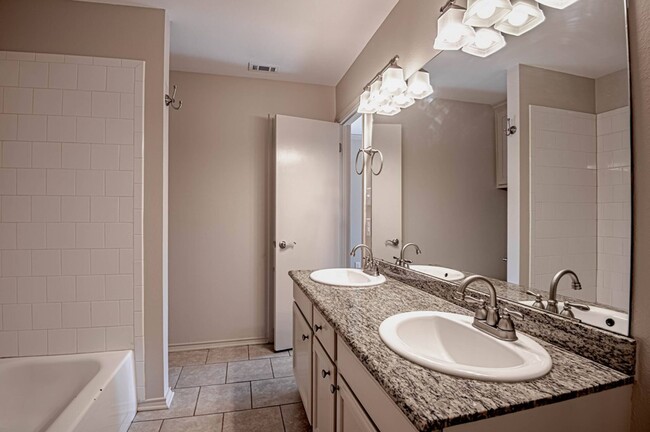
left=394, top=242, right=421, bottom=268
left=527, top=269, right=590, bottom=317
left=350, top=244, right=380, bottom=277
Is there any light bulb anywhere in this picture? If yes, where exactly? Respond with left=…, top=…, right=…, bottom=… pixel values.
left=462, top=28, right=506, bottom=57
left=476, top=3, right=497, bottom=19
left=376, top=104, right=401, bottom=116
left=474, top=34, right=493, bottom=49
left=392, top=93, right=415, bottom=109
left=507, top=6, right=528, bottom=26
left=495, top=0, right=544, bottom=36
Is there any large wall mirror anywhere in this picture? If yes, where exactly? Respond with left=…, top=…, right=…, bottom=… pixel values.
left=370, top=0, right=632, bottom=335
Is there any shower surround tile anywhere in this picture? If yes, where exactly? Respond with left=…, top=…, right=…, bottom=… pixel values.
left=0, top=51, right=145, bottom=400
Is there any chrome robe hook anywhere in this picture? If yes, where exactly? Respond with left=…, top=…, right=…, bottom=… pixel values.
left=165, top=85, right=182, bottom=110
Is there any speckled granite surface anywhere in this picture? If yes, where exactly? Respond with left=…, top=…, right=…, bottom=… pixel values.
left=289, top=270, right=633, bottom=432
left=380, top=262, right=636, bottom=376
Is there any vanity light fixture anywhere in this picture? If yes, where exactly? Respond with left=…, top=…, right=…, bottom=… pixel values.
left=369, top=80, right=391, bottom=107
left=380, top=66, right=408, bottom=96
left=536, top=0, right=579, bottom=9
left=357, top=90, right=378, bottom=114
left=407, top=70, right=434, bottom=99
left=494, top=0, right=545, bottom=36
left=463, top=0, right=514, bottom=28
left=376, top=104, right=402, bottom=116
left=462, top=28, right=507, bottom=57
left=392, top=93, right=416, bottom=109
left=434, top=2, right=476, bottom=50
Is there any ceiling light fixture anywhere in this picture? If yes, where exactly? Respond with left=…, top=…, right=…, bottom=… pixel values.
left=462, top=27, right=507, bottom=57
left=463, top=0, right=513, bottom=28
left=434, top=2, right=476, bottom=50
left=536, top=0, right=579, bottom=9
left=495, top=0, right=545, bottom=36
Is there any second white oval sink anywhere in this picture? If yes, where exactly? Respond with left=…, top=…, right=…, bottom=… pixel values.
left=310, top=268, right=386, bottom=287
left=409, top=265, right=465, bottom=281
left=379, top=311, right=552, bottom=382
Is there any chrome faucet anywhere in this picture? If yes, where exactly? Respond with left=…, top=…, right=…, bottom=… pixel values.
left=393, top=242, right=421, bottom=268
left=456, top=275, right=524, bottom=342
left=547, top=269, right=582, bottom=313
left=350, top=244, right=380, bottom=277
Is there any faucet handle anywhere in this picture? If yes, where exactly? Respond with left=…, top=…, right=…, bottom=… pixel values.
left=564, top=301, right=590, bottom=311
left=525, top=290, right=546, bottom=309
left=502, top=307, right=524, bottom=320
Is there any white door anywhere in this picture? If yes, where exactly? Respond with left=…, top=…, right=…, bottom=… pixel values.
left=274, top=115, right=341, bottom=351
left=372, top=124, right=402, bottom=262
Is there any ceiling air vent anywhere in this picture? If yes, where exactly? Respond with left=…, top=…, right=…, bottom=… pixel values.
left=248, top=62, right=278, bottom=73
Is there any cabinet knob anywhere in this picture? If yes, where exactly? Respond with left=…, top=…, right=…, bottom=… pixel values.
left=330, top=384, right=338, bottom=394
left=301, top=334, right=309, bottom=341
left=321, top=369, right=331, bottom=378
left=314, top=324, right=323, bottom=332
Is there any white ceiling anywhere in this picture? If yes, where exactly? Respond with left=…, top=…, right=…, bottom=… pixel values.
left=424, top=0, right=629, bottom=105
left=80, top=0, right=399, bottom=86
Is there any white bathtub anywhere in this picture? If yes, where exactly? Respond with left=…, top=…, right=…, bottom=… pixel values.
left=0, top=350, right=137, bottom=432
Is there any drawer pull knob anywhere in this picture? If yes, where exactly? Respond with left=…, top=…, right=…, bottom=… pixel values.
left=302, top=334, right=309, bottom=341
left=330, top=384, right=339, bottom=394
left=314, top=324, right=323, bottom=332
left=321, top=369, right=331, bottom=378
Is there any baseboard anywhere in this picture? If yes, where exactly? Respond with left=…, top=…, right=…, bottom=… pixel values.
left=137, top=387, right=174, bottom=412
left=168, top=337, right=269, bottom=352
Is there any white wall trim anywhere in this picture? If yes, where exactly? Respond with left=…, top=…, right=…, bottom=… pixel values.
left=137, top=387, right=175, bottom=412
left=168, top=337, right=269, bottom=352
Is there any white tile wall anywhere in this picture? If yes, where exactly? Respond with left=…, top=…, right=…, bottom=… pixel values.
left=596, top=107, right=631, bottom=311
left=0, top=52, right=145, bottom=400
left=530, top=106, right=598, bottom=302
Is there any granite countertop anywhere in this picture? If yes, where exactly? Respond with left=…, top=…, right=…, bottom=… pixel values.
left=289, top=270, right=633, bottom=432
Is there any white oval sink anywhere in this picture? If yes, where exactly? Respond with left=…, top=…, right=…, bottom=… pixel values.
left=310, top=268, right=386, bottom=288
left=520, top=300, right=629, bottom=335
left=379, top=311, right=552, bottom=382
left=410, top=265, right=465, bottom=281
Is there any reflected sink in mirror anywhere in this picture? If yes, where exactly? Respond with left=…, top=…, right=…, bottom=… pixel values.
left=379, top=311, right=552, bottom=382
left=310, top=268, right=386, bottom=288
left=520, top=301, right=629, bottom=335
left=409, top=265, right=464, bottom=282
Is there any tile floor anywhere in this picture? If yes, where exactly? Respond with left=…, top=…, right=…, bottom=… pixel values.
left=129, top=344, right=310, bottom=432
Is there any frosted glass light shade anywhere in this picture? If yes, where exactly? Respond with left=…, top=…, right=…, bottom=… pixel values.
left=462, top=28, right=506, bottom=57
left=407, top=70, right=434, bottom=99
left=495, top=0, right=545, bottom=36
left=357, top=90, right=377, bottom=114
left=380, top=67, right=407, bottom=96
left=537, top=0, right=579, bottom=9
left=376, top=104, right=401, bottom=116
left=369, top=80, right=391, bottom=106
left=392, top=93, right=415, bottom=109
left=434, top=8, right=476, bottom=50
left=463, top=0, right=513, bottom=28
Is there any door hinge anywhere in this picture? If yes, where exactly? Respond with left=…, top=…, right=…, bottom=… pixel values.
left=339, top=142, right=342, bottom=153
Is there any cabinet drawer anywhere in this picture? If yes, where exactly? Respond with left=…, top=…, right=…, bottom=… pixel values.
left=313, top=307, right=336, bottom=361
left=293, top=283, right=312, bottom=326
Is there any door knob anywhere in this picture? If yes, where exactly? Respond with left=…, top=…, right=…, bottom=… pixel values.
left=279, top=241, right=296, bottom=250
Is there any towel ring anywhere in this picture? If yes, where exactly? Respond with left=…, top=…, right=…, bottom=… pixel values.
left=370, top=149, right=384, bottom=175
left=355, top=148, right=384, bottom=176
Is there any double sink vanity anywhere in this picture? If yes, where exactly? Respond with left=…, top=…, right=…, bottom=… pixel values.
left=289, top=261, right=635, bottom=431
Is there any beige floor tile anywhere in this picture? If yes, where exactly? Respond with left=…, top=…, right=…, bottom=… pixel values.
left=169, top=366, right=182, bottom=389
left=248, top=344, right=289, bottom=359
left=270, top=356, right=293, bottom=378
left=176, top=364, right=227, bottom=388
left=281, top=403, right=310, bottom=432
left=226, top=359, right=273, bottom=383
left=129, top=420, right=162, bottom=432
left=251, top=376, right=300, bottom=408
left=207, top=346, right=248, bottom=364
left=160, top=414, right=223, bottom=432
left=169, top=350, right=208, bottom=367
left=134, top=388, right=200, bottom=421
left=222, top=407, right=284, bottom=432
left=195, top=382, right=252, bottom=415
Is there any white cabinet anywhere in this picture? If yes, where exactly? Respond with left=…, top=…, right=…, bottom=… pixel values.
left=494, top=102, right=508, bottom=189
left=337, top=376, right=378, bottom=432
left=292, top=303, right=312, bottom=424
left=312, top=339, right=337, bottom=432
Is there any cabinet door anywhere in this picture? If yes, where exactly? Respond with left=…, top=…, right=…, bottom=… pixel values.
left=293, top=303, right=312, bottom=424
left=312, top=339, right=336, bottom=432
left=337, top=376, right=378, bottom=432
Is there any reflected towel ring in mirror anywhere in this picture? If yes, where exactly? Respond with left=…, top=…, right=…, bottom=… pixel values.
left=165, top=85, right=183, bottom=110
left=354, top=148, right=384, bottom=176
left=370, top=148, right=384, bottom=175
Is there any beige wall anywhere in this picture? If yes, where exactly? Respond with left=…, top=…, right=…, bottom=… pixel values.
left=375, top=98, right=507, bottom=279
left=168, top=71, right=335, bottom=346
left=629, top=1, right=650, bottom=430
left=511, top=65, right=596, bottom=287
left=0, top=0, right=169, bottom=402
left=596, top=69, right=630, bottom=114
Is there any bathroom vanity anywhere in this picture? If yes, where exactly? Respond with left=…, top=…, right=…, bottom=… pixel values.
left=289, top=270, right=634, bottom=432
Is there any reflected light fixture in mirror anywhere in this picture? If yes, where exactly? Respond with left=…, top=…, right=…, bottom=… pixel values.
left=434, top=7, right=476, bottom=50
left=369, top=80, right=391, bottom=107
left=462, top=28, right=507, bottom=57
left=380, top=67, right=408, bottom=96
left=407, top=70, right=434, bottom=99
left=495, top=0, right=545, bottom=36
left=463, top=0, right=513, bottom=28
left=376, top=104, right=401, bottom=116
left=392, top=93, right=416, bottom=109
left=358, top=90, right=378, bottom=114
left=536, top=0, right=579, bottom=9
